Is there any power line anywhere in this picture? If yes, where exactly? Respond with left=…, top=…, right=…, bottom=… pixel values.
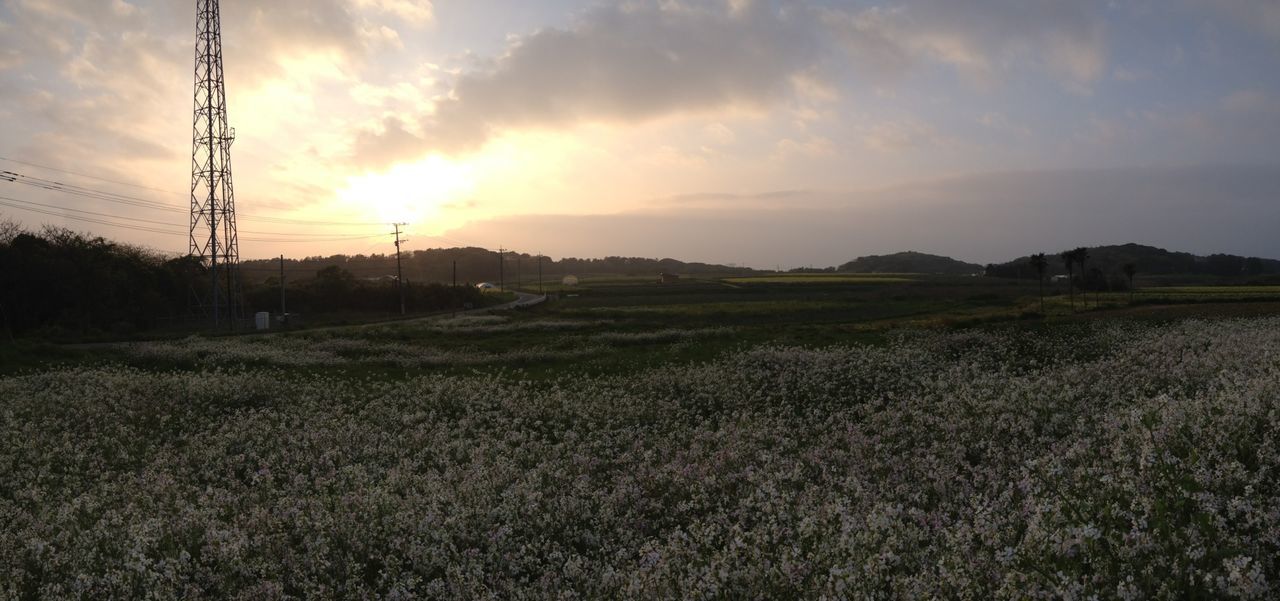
left=0, top=196, right=387, bottom=244
left=0, top=197, right=182, bottom=236
left=2, top=164, right=487, bottom=247
left=0, top=156, right=188, bottom=195
left=2, top=168, right=388, bottom=226
left=4, top=171, right=180, bottom=211
left=0, top=193, right=388, bottom=238
left=1, top=195, right=182, bottom=228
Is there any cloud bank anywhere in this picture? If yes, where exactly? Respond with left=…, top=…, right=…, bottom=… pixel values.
left=444, top=164, right=1280, bottom=267
left=354, top=0, right=1111, bottom=164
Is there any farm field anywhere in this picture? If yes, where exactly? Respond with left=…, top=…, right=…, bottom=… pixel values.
left=3, top=275, right=1280, bottom=598
left=721, top=274, right=917, bottom=284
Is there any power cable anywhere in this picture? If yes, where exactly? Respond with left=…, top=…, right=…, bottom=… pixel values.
left=0, top=156, right=187, bottom=195
left=1, top=162, right=489, bottom=248
left=0, top=194, right=388, bottom=238
left=0, top=196, right=386, bottom=244
left=2, top=168, right=388, bottom=226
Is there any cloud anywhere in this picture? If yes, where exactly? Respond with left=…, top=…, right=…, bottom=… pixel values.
left=978, top=112, right=1031, bottom=136
left=444, top=164, right=1280, bottom=267
left=862, top=119, right=942, bottom=153
left=1221, top=89, right=1273, bottom=113
left=824, top=0, right=1108, bottom=87
left=345, top=0, right=1111, bottom=166
left=350, top=0, right=434, bottom=27
left=412, top=1, right=821, bottom=154
left=1199, top=0, right=1280, bottom=43
left=351, top=117, right=428, bottom=169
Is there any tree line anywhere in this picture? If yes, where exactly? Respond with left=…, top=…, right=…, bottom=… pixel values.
left=238, top=248, right=757, bottom=287
left=0, top=222, right=486, bottom=339
left=1022, top=248, right=1137, bottom=313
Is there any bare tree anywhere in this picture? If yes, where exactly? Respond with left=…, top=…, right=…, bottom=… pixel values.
left=0, top=216, right=22, bottom=245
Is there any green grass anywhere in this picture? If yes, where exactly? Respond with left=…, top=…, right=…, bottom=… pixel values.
left=1141, top=285, right=1280, bottom=294
left=10, top=276, right=1280, bottom=379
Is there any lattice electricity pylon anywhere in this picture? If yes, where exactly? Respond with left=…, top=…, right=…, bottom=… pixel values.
left=189, top=0, right=242, bottom=328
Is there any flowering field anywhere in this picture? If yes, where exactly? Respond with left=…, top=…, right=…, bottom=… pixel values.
left=3, top=317, right=1280, bottom=598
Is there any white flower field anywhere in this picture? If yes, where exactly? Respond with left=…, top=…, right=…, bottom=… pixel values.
left=2, top=317, right=1279, bottom=598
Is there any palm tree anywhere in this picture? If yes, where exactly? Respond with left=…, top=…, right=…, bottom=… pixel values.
left=1074, top=247, right=1091, bottom=308
left=1029, top=253, right=1048, bottom=314
left=1123, top=263, right=1137, bottom=304
left=1060, top=250, right=1076, bottom=311
left=1088, top=267, right=1104, bottom=307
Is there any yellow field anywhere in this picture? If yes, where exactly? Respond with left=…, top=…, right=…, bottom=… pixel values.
left=1145, top=286, right=1280, bottom=294
left=723, top=274, right=917, bottom=284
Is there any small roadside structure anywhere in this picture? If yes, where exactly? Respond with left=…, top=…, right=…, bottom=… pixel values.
left=477, top=282, right=497, bottom=290
left=658, top=272, right=680, bottom=284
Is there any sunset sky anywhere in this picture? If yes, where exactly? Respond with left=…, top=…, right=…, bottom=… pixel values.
left=1, top=0, right=1278, bottom=267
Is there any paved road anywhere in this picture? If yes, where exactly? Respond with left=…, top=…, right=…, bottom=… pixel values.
left=499, top=291, right=548, bottom=310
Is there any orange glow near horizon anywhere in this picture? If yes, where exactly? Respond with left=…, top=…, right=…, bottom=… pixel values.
left=337, top=155, right=477, bottom=226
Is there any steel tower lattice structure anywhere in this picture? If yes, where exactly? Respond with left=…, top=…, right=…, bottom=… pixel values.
left=189, top=0, right=241, bottom=328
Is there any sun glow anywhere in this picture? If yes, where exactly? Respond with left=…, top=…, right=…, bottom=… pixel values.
left=338, top=155, right=476, bottom=225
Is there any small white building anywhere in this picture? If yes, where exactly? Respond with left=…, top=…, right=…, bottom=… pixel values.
left=476, top=282, right=497, bottom=290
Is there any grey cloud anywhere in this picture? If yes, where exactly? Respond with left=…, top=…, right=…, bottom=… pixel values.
left=350, top=116, right=426, bottom=168
left=444, top=164, right=1280, bottom=267
left=654, top=189, right=813, bottom=207
left=825, top=0, right=1108, bottom=85
left=353, top=0, right=1111, bottom=165
left=346, top=0, right=828, bottom=163
left=0, top=0, right=382, bottom=174
left=1198, top=0, right=1280, bottom=42
left=419, top=1, right=822, bottom=153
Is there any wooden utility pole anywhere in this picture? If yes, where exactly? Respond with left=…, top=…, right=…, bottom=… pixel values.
left=538, top=254, right=543, bottom=295
left=498, top=247, right=505, bottom=292
left=279, top=254, right=286, bottom=322
left=393, top=223, right=407, bottom=315
left=452, top=259, right=457, bottom=288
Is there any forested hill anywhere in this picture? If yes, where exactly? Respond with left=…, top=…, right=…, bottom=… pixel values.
left=837, top=251, right=983, bottom=275
left=984, top=243, right=1280, bottom=278
left=239, top=247, right=758, bottom=285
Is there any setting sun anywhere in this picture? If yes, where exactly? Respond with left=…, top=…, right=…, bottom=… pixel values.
left=338, top=155, right=476, bottom=225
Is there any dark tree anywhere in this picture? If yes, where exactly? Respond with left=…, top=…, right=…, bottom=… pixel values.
left=1028, top=253, right=1048, bottom=314
left=1123, top=263, right=1137, bottom=304
left=1087, top=267, right=1105, bottom=307
left=1073, top=247, right=1091, bottom=308
left=1060, top=250, right=1076, bottom=311
left=1244, top=257, right=1266, bottom=276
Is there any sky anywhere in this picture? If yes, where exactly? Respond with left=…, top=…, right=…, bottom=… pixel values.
left=0, top=0, right=1278, bottom=267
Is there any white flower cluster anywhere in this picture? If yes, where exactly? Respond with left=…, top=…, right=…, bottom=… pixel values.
left=357, top=315, right=614, bottom=337
left=113, top=334, right=607, bottom=368
left=589, top=327, right=733, bottom=345
left=3, top=317, right=1279, bottom=598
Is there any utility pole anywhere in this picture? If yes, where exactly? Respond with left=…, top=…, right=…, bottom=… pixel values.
left=452, top=259, right=457, bottom=288
left=538, top=253, right=543, bottom=295
left=498, top=247, right=505, bottom=292
left=516, top=253, right=522, bottom=292
left=393, top=223, right=407, bottom=315
left=279, top=254, right=286, bottom=322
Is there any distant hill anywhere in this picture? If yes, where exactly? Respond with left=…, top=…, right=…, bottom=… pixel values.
left=985, top=243, right=1280, bottom=278
left=838, top=251, right=983, bottom=275
left=239, top=247, right=758, bottom=286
